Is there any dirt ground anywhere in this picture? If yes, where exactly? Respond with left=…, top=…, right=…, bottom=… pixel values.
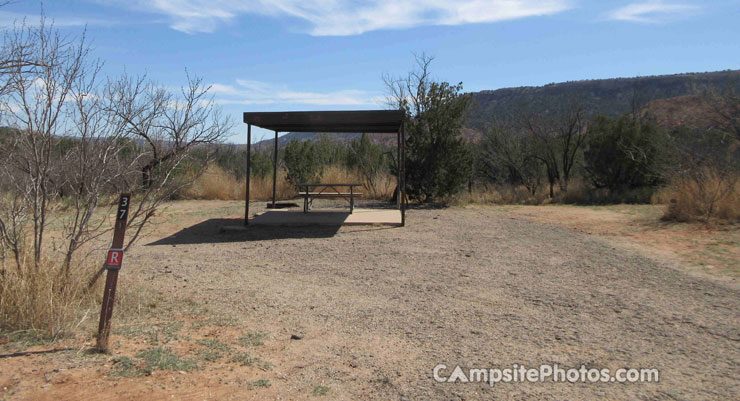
left=494, top=203, right=740, bottom=278
left=1, top=200, right=739, bottom=400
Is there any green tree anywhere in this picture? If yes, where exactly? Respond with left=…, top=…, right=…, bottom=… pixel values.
left=314, top=134, right=347, bottom=167
left=250, top=150, right=274, bottom=178
left=385, top=54, right=473, bottom=202
left=347, top=133, right=386, bottom=197
left=283, top=139, right=322, bottom=185
left=584, top=114, right=667, bottom=191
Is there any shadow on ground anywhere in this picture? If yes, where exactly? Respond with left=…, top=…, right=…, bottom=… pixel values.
left=146, top=218, right=342, bottom=245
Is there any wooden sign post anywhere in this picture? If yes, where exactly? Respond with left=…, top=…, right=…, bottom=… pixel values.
left=96, top=193, right=131, bottom=352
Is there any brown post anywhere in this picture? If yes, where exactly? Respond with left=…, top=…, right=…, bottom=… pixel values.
left=396, top=125, right=401, bottom=209
left=400, top=123, right=406, bottom=227
left=96, top=193, right=131, bottom=352
left=272, top=130, right=278, bottom=207
left=245, top=124, right=251, bottom=225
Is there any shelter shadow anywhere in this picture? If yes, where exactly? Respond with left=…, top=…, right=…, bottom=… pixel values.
left=146, top=218, right=341, bottom=245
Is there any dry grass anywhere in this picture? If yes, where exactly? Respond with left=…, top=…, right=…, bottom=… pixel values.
left=0, top=255, right=102, bottom=339
left=459, top=184, right=551, bottom=205
left=184, top=164, right=295, bottom=201
left=650, top=186, right=674, bottom=205
left=248, top=170, right=296, bottom=200
left=184, top=164, right=244, bottom=200
left=321, top=165, right=397, bottom=200
left=186, top=164, right=396, bottom=201
left=662, top=169, right=740, bottom=223
left=462, top=179, right=659, bottom=206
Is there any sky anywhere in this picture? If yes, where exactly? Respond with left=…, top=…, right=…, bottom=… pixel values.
left=1, top=0, right=738, bottom=143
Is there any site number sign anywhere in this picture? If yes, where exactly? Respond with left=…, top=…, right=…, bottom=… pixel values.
left=105, top=194, right=130, bottom=270
left=117, top=194, right=130, bottom=223
left=96, top=193, right=131, bottom=352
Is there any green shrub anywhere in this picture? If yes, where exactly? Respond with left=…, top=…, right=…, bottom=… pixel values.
left=135, top=347, right=199, bottom=372
left=584, top=115, right=668, bottom=192
left=403, top=81, right=473, bottom=203
left=283, top=139, right=323, bottom=185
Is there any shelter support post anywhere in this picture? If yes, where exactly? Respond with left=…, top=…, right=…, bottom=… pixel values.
left=400, top=123, right=406, bottom=226
left=272, top=130, right=278, bottom=207
left=244, top=124, right=251, bottom=226
left=396, top=127, right=401, bottom=209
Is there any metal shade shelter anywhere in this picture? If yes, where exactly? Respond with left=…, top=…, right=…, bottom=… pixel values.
left=243, top=110, right=406, bottom=226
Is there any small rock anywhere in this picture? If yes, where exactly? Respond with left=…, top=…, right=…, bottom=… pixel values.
left=290, top=334, right=303, bottom=340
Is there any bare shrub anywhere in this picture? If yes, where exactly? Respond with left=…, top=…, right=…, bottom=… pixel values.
left=661, top=125, right=740, bottom=222
left=518, top=101, right=587, bottom=197
left=650, top=186, right=674, bottom=205
left=0, top=17, right=230, bottom=334
left=662, top=168, right=740, bottom=222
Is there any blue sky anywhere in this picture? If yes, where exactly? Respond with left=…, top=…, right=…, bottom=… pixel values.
left=1, top=0, right=738, bottom=142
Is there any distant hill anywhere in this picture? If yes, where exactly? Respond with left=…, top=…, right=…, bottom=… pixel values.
left=251, top=69, right=740, bottom=148
left=468, top=70, right=740, bottom=129
left=252, top=132, right=398, bottom=150
left=640, top=95, right=720, bottom=130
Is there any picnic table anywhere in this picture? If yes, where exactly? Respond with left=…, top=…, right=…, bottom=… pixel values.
left=297, top=183, right=363, bottom=213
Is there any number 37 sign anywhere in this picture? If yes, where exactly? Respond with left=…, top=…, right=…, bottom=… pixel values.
left=96, top=193, right=131, bottom=352
left=105, top=194, right=130, bottom=271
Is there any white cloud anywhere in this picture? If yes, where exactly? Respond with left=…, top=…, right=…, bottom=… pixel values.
left=99, top=0, right=572, bottom=35
left=607, top=1, right=699, bottom=23
left=210, top=79, right=381, bottom=106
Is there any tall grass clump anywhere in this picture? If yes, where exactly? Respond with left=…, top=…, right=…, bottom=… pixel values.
left=184, top=164, right=243, bottom=200
left=662, top=169, right=740, bottom=223
left=321, top=165, right=395, bottom=200
left=185, top=164, right=296, bottom=201
left=247, top=169, right=296, bottom=200
left=0, top=255, right=101, bottom=339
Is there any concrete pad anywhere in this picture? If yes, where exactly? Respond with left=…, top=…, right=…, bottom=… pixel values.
left=250, top=208, right=401, bottom=226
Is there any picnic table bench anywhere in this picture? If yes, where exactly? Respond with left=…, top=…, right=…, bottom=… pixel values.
left=297, top=183, right=363, bottom=213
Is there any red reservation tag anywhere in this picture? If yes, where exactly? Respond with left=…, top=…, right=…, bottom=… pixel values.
left=106, top=249, right=124, bottom=269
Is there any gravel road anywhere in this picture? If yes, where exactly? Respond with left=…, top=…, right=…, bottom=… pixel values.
left=131, top=204, right=740, bottom=400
